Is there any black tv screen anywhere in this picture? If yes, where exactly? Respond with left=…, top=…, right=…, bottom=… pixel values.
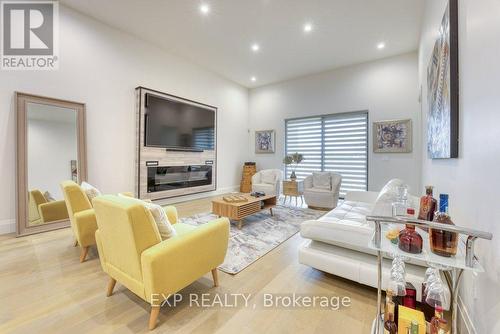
left=144, top=94, right=215, bottom=150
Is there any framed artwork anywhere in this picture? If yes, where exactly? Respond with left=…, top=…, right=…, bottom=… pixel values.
left=427, top=0, right=459, bottom=159
left=255, top=130, right=275, bottom=153
left=373, top=119, right=412, bottom=153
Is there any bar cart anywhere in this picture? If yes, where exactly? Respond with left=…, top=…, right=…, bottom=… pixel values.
left=367, top=215, right=492, bottom=334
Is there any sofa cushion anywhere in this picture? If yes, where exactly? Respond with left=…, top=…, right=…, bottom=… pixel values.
left=312, top=172, right=331, bottom=190
left=261, top=170, right=276, bottom=184
left=300, top=201, right=375, bottom=254
left=305, top=187, right=331, bottom=193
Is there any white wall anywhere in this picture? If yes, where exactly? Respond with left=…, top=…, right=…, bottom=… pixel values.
left=249, top=53, right=421, bottom=193
left=419, top=1, right=500, bottom=333
left=28, top=119, right=77, bottom=199
left=0, top=5, right=249, bottom=233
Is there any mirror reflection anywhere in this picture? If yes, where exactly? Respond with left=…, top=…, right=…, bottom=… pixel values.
left=27, top=102, right=77, bottom=227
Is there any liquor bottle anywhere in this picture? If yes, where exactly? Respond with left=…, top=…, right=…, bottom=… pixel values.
left=421, top=282, right=435, bottom=321
left=430, top=306, right=445, bottom=334
left=384, top=289, right=394, bottom=323
left=385, top=288, right=402, bottom=326
left=418, top=186, right=438, bottom=222
left=398, top=224, right=423, bottom=254
left=430, top=212, right=458, bottom=257
left=384, top=301, right=398, bottom=334
left=402, top=282, right=417, bottom=309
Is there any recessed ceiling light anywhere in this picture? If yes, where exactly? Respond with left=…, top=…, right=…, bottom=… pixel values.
left=303, top=23, right=313, bottom=33
left=377, top=42, right=386, bottom=49
left=199, top=3, right=210, bottom=15
left=251, top=76, right=257, bottom=82
left=251, top=43, right=260, bottom=52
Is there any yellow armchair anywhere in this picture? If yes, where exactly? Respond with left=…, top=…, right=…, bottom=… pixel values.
left=93, top=195, right=229, bottom=330
left=60, top=180, right=97, bottom=262
left=28, top=189, right=69, bottom=226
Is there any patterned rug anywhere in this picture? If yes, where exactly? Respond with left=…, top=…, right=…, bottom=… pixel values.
left=179, top=204, right=325, bottom=274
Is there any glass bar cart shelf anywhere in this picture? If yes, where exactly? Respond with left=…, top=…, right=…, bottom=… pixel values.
left=369, top=224, right=483, bottom=272
left=366, top=215, right=492, bottom=334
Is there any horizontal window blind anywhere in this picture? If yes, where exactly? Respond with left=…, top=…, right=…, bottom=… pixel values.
left=285, top=117, right=323, bottom=180
left=193, top=127, right=215, bottom=150
left=285, top=112, right=368, bottom=198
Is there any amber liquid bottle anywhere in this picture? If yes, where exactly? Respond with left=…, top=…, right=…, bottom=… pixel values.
left=430, top=306, right=447, bottom=334
left=384, top=289, right=401, bottom=326
left=384, top=301, right=398, bottom=334
left=418, top=186, right=438, bottom=223
left=430, top=212, right=458, bottom=257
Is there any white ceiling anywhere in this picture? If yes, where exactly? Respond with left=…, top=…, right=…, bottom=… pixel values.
left=61, top=0, right=424, bottom=88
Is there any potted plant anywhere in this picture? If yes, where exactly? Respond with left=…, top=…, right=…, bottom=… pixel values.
left=283, top=152, right=304, bottom=180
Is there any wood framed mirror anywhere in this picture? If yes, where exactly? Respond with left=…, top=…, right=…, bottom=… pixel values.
left=16, top=92, right=87, bottom=236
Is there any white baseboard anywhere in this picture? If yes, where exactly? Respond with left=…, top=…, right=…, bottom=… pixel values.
left=154, top=185, right=240, bottom=206
left=0, top=219, right=16, bottom=235
left=457, top=295, right=476, bottom=334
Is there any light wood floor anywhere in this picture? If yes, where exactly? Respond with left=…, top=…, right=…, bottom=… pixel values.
left=0, top=195, right=377, bottom=334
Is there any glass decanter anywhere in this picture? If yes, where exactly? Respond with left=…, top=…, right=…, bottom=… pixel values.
left=398, top=224, right=423, bottom=254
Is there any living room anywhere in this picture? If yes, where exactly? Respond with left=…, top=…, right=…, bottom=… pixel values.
left=1, top=1, right=499, bottom=333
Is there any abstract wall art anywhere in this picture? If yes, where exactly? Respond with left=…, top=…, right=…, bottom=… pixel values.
left=427, top=0, right=459, bottom=159
left=373, top=119, right=412, bottom=153
left=255, top=130, right=275, bottom=153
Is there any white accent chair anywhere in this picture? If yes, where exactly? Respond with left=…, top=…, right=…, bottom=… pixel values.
left=251, top=169, right=283, bottom=196
left=303, top=172, right=342, bottom=210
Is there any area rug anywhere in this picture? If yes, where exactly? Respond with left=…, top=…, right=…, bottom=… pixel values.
left=178, top=204, right=325, bottom=274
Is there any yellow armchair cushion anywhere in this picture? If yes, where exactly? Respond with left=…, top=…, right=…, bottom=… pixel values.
left=141, top=218, right=229, bottom=303
left=172, top=222, right=196, bottom=236
left=39, top=200, right=69, bottom=222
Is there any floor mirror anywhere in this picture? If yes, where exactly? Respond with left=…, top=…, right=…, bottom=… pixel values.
left=16, top=92, right=87, bottom=236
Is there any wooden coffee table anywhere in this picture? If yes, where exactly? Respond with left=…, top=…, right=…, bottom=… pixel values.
left=212, top=193, right=277, bottom=229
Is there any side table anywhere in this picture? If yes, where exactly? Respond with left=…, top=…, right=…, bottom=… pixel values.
left=282, top=180, right=304, bottom=206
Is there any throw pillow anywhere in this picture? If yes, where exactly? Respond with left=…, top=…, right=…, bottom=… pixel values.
left=261, top=170, right=276, bottom=184
left=43, top=191, right=56, bottom=202
left=143, top=201, right=177, bottom=240
left=117, top=194, right=177, bottom=240
left=312, top=172, right=331, bottom=190
left=81, top=181, right=102, bottom=204
left=371, top=179, right=405, bottom=216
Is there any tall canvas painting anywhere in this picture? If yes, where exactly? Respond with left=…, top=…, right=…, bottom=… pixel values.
left=427, top=0, right=459, bottom=159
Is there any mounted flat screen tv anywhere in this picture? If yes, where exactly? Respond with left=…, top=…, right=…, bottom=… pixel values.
left=144, top=93, right=215, bottom=151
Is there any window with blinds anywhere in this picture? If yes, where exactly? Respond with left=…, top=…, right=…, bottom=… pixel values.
left=285, top=111, right=368, bottom=198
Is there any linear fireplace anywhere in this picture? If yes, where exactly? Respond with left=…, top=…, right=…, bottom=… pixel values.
left=147, top=165, right=213, bottom=193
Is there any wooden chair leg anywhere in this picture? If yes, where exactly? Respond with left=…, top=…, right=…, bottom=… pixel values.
left=73, top=239, right=78, bottom=247
left=107, top=277, right=116, bottom=297
left=149, top=306, right=160, bottom=330
left=80, top=246, right=89, bottom=263
left=211, top=268, right=219, bottom=287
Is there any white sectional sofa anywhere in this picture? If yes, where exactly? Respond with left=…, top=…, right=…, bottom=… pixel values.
left=299, top=183, right=451, bottom=308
